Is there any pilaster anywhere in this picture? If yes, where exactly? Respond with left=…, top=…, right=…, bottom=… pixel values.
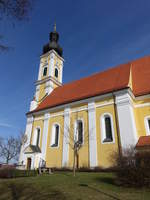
left=115, top=91, right=138, bottom=149
left=88, top=102, right=97, bottom=168
left=41, top=113, right=50, bottom=160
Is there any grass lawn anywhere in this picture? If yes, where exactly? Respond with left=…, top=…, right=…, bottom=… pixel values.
left=0, top=172, right=150, bottom=200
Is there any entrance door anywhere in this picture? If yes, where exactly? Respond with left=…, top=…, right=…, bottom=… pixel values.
left=27, top=158, right=32, bottom=170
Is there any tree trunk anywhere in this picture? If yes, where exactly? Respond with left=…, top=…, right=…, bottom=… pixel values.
left=73, top=149, right=76, bottom=177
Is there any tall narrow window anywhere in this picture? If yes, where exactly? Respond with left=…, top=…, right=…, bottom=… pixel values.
left=55, top=68, right=58, bottom=78
left=77, top=121, right=83, bottom=144
left=36, top=128, right=40, bottom=146
left=43, top=67, right=47, bottom=76
left=75, top=120, right=83, bottom=144
left=51, top=124, right=59, bottom=147
left=104, top=117, right=113, bottom=142
left=145, top=117, right=150, bottom=135
left=148, top=119, right=150, bottom=132
left=101, top=114, right=114, bottom=143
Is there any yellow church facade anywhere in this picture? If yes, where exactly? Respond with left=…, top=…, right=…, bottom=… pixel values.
left=19, top=26, right=150, bottom=170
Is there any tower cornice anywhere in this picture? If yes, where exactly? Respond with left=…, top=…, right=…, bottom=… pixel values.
left=40, top=49, right=64, bottom=62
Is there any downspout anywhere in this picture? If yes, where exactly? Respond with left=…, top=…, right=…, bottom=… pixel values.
left=112, top=93, right=122, bottom=156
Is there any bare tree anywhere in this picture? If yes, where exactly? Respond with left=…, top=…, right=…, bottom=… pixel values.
left=0, top=0, right=35, bottom=51
left=0, top=135, right=22, bottom=164
left=63, top=112, right=92, bottom=176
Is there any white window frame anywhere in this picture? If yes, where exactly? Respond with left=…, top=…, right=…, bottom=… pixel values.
left=32, top=127, right=41, bottom=146
left=50, top=123, right=60, bottom=148
left=43, top=65, right=48, bottom=77
left=144, top=116, right=150, bottom=136
left=54, top=66, right=59, bottom=79
left=74, top=119, right=84, bottom=145
left=100, top=113, right=115, bottom=144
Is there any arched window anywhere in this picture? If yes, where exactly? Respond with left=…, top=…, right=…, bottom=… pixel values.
left=55, top=68, right=58, bottom=78
left=104, top=116, right=113, bottom=141
left=75, top=120, right=83, bottom=144
left=144, top=116, right=150, bottom=135
left=101, top=114, right=114, bottom=143
left=51, top=124, right=60, bottom=147
left=43, top=67, right=47, bottom=76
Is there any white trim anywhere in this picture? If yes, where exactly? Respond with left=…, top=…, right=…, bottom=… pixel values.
left=34, top=116, right=44, bottom=121
left=30, top=99, right=38, bottom=111
left=32, top=126, right=41, bottom=146
left=50, top=123, right=60, bottom=148
left=135, top=93, right=150, bottom=100
left=60, top=63, right=63, bottom=83
left=35, top=85, right=40, bottom=102
left=88, top=102, right=97, bottom=167
left=144, top=116, right=150, bottom=136
left=35, top=75, right=62, bottom=86
left=115, top=91, right=138, bottom=148
left=40, top=49, right=65, bottom=62
left=30, top=90, right=120, bottom=117
left=41, top=113, right=50, bottom=160
left=45, top=80, right=54, bottom=95
left=134, top=102, right=150, bottom=108
left=49, top=52, right=55, bottom=77
left=100, top=113, right=115, bottom=144
left=38, top=62, right=43, bottom=81
left=96, top=101, right=114, bottom=108
left=33, top=101, right=114, bottom=119
left=19, top=116, right=33, bottom=165
left=42, top=65, right=48, bottom=77
left=54, top=66, right=59, bottom=79
left=74, top=118, right=84, bottom=145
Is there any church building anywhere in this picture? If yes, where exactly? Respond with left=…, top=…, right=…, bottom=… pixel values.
left=19, top=25, right=150, bottom=169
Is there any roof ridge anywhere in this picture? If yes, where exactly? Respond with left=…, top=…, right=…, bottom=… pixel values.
left=58, top=63, right=130, bottom=90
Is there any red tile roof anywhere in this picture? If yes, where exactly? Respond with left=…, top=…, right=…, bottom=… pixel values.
left=132, top=56, right=150, bottom=96
left=136, top=136, right=150, bottom=148
left=33, top=63, right=130, bottom=113
left=30, top=56, right=150, bottom=113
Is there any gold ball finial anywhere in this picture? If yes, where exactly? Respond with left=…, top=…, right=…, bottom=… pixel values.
left=54, top=22, right=56, bottom=32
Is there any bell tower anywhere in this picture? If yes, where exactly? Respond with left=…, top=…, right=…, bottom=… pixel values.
left=30, top=24, right=64, bottom=111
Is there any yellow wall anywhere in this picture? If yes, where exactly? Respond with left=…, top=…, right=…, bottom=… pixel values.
left=95, top=103, right=119, bottom=168
left=28, top=93, right=150, bottom=169
left=45, top=112, right=64, bottom=168
left=133, top=98, right=150, bottom=138
left=40, top=56, right=50, bottom=80
left=38, top=82, right=46, bottom=102
left=68, top=106, right=89, bottom=168
left=30, top=117, right=44, bottom=149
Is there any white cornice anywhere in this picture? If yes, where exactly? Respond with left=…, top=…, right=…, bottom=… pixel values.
left=28, top=88, right=131, bottom=117
left=40, top=49, right=65, bottom=62
left=35, top=75, right=62, bottom=87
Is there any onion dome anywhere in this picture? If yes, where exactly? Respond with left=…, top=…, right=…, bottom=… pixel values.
left=43, top=23, right=63, bottom=57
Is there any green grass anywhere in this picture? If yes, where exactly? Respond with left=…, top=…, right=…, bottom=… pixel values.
left=0, top=172, right=150, bottom=200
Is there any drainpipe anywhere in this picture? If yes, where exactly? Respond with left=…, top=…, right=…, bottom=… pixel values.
left=112, top=93, right=122, bottom=156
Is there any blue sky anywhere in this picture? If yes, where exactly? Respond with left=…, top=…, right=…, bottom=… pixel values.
left=0, top=0, right=150, bottom=138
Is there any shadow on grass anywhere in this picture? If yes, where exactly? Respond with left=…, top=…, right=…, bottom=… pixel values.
left=95, top=176, right=115, bottom=186
left=78, top=177, right=121, bottom=200
left=7, top=182, right=66, bottom=200
left=78, top=183, right=121, bottom=200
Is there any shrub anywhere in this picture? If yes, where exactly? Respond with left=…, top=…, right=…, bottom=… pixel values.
left=112, top=147, right=150, bottom=187
left=0, top=167, right=37, bottom=178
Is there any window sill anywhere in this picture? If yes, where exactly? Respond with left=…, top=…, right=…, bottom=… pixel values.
left=102, top=138, right=115, bottom=144
left=50, top=144, right=59, bottom=148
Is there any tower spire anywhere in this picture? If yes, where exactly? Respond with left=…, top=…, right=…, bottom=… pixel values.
left=43, top=24, right=63, bottom=57
left=54, top=22, right=56, bottom=32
